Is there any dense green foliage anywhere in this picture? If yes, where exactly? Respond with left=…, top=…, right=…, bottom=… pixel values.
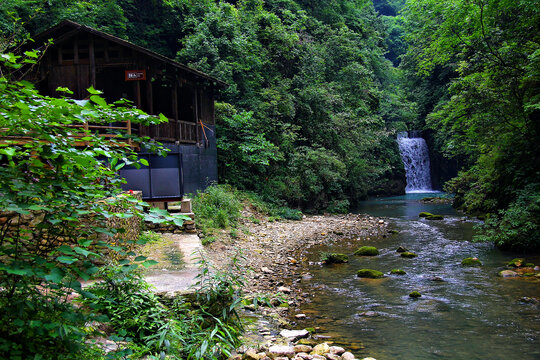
left=401, top=0, right=540, bottom=251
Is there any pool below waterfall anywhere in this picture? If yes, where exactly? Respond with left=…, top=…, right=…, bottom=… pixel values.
left=290, top=194, right=540, bottom=360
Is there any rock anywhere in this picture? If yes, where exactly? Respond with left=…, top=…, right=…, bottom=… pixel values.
left=357, top=269, right=384, bottom=279
left=323, top=253, right=349, bottom=264
left=461, top=257, right=482, bottom=266
left=409, top=291, right=422, bottom=298
left=354, top=246, right=379, bottom=256
left=297, top=339, right=318, bottom=346
left=519, top=297, right=539, bottom=304
left=396, top=246, right=408, bottom=253
left=293, top=345, right=313, bottom=353
left=230, top=355, right=243, bottom=360
left=275, top=358, right=289, bottom=360
left=400, top=252, right=417, bottom=258
left=507, top=258, right=525, bottom=268
left=361, top=358, right=377, bottom=360
left=295, top=353, right=313, bottom=360
left=268, top=345, right=295, bottom=358
left=498, top=270, right=518, bottom=277
left=295, top=314, right=307, bottom=319
left=278, top=286, right=292, bottom=294
left=358, top=311, right=378, bottom=317
left=390, top=269, right=406, bottom=275
left=341, top=352, right=355, bottom=360
left=425, top=215, right=444, bottom=220
left=430, top=276, right=444, bottom=282
left=261, top=267, right=274, bottom=274
left=418, top=212, right=433, bottom=218
left=311, top=356, right=326, bottom=360
left=311, top=343, right=330, bottom=356
left=378, top=220, right=384, bottom=224
left=328, top=346, right=345, bottom=355
left=326, top=354, right=340, bottom=360
left=280, top=329, right=310, bottom=340
left=244, top=350, right=266, bottom=360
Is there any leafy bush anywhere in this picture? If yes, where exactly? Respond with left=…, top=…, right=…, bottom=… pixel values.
left=192, top=184, right=242, bottom=233
left=474, top=185, right=540, bottom=251
left=83, top=266, right=168, bottom=345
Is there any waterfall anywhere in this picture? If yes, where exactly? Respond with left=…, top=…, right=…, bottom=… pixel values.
left=397, top=132, right=433, bottom=193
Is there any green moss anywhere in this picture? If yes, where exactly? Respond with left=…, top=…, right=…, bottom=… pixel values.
left=322, top=253, right=349, bottom=264
left=400, top=251, right=418, bottom=258
left=507, top=258, right=525, bottom=267
left=419, top=212, right=433, bottom=217
left=425, top=214, right=444, bottom=220
left=391, top=269, right=407, bottom=275
left=409, top=291, right=422, bottom=298
left=354, top=246, right=379, bottom=256
left=357, top=269, right=384, bottom=278
left=461, top=257, right=482, bottom=266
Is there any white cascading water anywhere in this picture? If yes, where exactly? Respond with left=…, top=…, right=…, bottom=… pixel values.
left=397, top=131, right=433, bottom=193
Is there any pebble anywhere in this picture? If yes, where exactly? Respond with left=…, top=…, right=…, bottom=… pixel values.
left=261, top=267, right=274, bottom=274
left=295, top=314, right=307, bottom=319
left=278, top=286, right=292, bottom=293
left=268, top=345, right=295, bottom=358
left=311, top=343, right=330, bottom=355
left=280, top=329, right=310, bottom=340
left=325, top=354, right=340, bottom=360
left=341, top=352, right=355, bottom=360
left=293, top=345, right=313, bottom=353
left=328, top=346, right=345, bottom=355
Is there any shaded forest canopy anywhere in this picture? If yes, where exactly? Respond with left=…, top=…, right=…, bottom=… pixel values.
left=1, top=0, right=539, bottom=250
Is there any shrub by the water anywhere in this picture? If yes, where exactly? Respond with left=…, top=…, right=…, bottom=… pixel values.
left=192, top=184, right=242, bottom=232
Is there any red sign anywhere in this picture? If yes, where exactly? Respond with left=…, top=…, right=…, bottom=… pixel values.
left=125, top=70, right=146, bottom=81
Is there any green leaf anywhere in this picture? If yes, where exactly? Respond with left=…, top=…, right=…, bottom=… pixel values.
left=74, top=247, right=94, bottom=257
left=142, top=260, right=158, bottom=268
left=139, top=158, right=149, bottom=166
left=90, top=95, right=107, bottom=107
left=87, top=86, right=103, bottom=95
left=44, top=268, right=66, bottom=283
left=134, top=256, right=147, bottom=262
left=57, top=256, right=78, bottom=264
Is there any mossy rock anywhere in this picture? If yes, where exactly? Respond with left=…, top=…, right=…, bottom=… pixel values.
left=391, top=269, right=406, bottom=275
left=507, top=258, right=525, bottom=268
left=425, top=214, right=444, bottom=220
left=461, top=257, right=482, bottom=266
left=357, top=269, right=384, bottom=278
left=354, top=246, right=379, bottom=256
left=409, top=291, right=422, bottom=298
left=401, top=252, right=418, bottom=258
left=396, top=246, right=408, bottom=253
left=323, top=253, right=349, bottom=264
left=419, top=212, right=433, bottom=218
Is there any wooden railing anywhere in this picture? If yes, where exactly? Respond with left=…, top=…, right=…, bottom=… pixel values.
left=140, top=118, right=198, bottom=144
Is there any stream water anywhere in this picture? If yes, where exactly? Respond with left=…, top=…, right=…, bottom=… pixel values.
left=293, top=194, right=540, bottom=360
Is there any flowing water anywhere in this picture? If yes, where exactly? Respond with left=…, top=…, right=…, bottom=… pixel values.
left=292, top=194, right=540, bottom=360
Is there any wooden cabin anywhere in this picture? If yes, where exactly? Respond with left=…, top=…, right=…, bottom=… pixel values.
left=28, top=20, right=226, bottom=201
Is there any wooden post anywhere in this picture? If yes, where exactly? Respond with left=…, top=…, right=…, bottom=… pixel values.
left=146, top=70, right=153, bottom=114
left=194, top=87, right=199, bottom=145
left=89, top=36, right=96, bottom=88
left=172, top=82, right=178, bottom=140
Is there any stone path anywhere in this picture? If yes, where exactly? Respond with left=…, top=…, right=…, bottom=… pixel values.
left=144, top=233, right=203, bottom=293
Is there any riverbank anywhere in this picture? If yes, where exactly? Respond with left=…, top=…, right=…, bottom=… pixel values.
left=203, top=206, right=391, bottom=359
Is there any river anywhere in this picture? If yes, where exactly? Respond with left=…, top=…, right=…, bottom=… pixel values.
left=292, top=194, right=540, bottom=360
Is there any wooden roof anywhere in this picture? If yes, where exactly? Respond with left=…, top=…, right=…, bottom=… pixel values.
left=32, top=20, right=227, bottom=88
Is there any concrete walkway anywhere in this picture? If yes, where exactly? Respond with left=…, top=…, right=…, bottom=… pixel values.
left=144, top=233, right=204, bottom=293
